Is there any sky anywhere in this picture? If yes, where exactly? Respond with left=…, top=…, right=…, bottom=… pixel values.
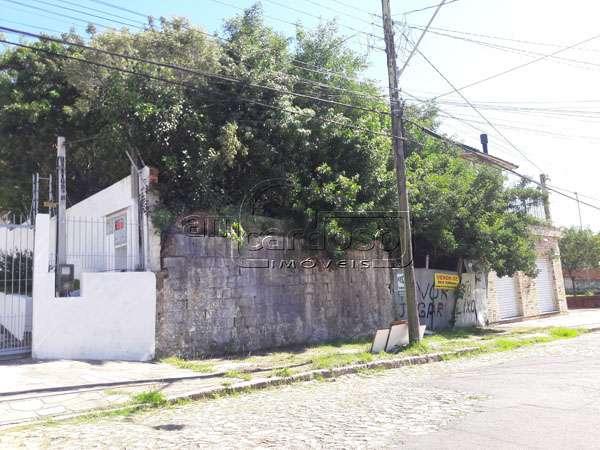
left=2, top=0, right=600, bottom=230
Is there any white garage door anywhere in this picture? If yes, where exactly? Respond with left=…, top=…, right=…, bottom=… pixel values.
left=536, top=258, right=557, bottom=313
left=496, top=275, right=520, bottom=320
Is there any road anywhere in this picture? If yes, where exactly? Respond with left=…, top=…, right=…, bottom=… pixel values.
left=3, top=332, right=600, bottom=449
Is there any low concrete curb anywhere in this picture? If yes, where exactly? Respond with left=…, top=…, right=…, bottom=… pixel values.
left=166, top=347, right=480, bottom=402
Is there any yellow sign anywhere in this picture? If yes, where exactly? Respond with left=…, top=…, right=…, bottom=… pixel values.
left=434, top=273, right=460, bottom=290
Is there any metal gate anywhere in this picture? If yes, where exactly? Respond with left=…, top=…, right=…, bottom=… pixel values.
left=0, top=213, right=34, bottom=356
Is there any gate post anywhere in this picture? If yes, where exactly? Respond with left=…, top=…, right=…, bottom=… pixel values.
left=31, top=214, right=53, bottom=359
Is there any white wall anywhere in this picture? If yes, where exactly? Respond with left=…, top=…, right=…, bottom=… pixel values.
left=48, top=166, right=160, bottom=277
left=33, top=215, right=156, bottom=361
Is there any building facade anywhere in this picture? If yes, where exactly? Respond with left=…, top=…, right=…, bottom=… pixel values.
left=487, top=226, right=568, bottom=323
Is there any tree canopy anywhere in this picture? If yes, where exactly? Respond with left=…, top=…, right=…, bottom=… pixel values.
left=559, top=227, right=600, bottom=288
left=0, top=6, right=545, bottom=276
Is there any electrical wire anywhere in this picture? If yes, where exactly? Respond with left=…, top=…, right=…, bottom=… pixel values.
left=262, top=0, right=385, bottom=43
left=0, top=38, right=416, bottom=147
left=401, top=32, right=545, bottom=173
left=398, top=0, right=460, bottom=16
left=0, top=26, right=392, bottom=117
left=428, top=30, right=600, bottom=101
left=0, top=0, right=122, bottom=30
left=300, top=0, right=382, bottom=27
left=47, top=0, right=389, bottom=92
left=397, top=0, right=447, bottom=79
left=28, top=0, right=144, bottom=29
left=410, top=25, right=600, bottom=73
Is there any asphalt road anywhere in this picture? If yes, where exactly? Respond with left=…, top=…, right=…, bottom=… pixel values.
left=3, top=332, right=600, bottom=449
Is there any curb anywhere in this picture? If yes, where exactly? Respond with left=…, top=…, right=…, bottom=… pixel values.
left=0, top=347, right=480, bottom=431
left=165, top=347, right=480, bottom=402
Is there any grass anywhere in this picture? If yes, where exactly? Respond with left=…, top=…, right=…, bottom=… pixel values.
left=311, top=351, right=374, bottom=370
left=131, top=390, right=168, bottom=407
left=397, top=326, right=586, bottom=358
left=161, top=356, right=215, bottom=373
left=271, top=367, right=294, bottom=378
left=223, top=370, right=252, bottom=381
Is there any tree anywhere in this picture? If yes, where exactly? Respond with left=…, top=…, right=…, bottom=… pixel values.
left=0, top=6, right=545, bottom=277
left=559, top=227, right=600, bottom=292
left=405, top=114, right=544, bottom=277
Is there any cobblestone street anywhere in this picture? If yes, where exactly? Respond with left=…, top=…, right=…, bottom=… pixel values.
left=3, top=332, right=600, bottom=449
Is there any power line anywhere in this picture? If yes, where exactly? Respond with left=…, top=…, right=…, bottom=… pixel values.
left=87, top=0, right=148, bottom=19
left=262, top=0, right=385, bottom=43
left=0, top=37, right=417, bottom=147
left=0, top=18, right=67, bottom=35
left=401, top=32, right=545, bottom=173
left=414, top=24, right=600, bottom=54
left=0, top=0, right=120, bottom=30
left=398, top=0, right=460, bottom=16
left=28, top=0, right=144, bottom=29
left=428, top=30, right=600, bottom=100
left=61, top=0, right=148, bottom=24
left=407, top=122, right=600, bottom=212
left=397, top=0, right=447, bottom=79
left=84, top=0, right=388, bottom=88
left=410, top=25, right=600, bottom=73
left=300, top=0, right=382, bottom=27
left=3, top=0, right=397, bottom=105
left=327, top=0, right=373, bottom=14
left=0, top=26, right=391, bottom=118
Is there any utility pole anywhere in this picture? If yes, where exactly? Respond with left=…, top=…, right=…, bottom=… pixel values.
left=575, top=192, right=583, bottom=230
left=31, top=173, right=39, bottom=225
left=381, top=0, right=421, bottom=343
left=56, top=137, right=67, bottom=284
left=539, top=174, right=551, bottom=223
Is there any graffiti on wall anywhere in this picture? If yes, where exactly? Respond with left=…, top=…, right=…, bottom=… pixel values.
left=393, top=269, right=457, bottom=330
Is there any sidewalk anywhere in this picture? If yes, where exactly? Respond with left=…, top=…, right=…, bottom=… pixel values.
left=2, top=308, right=598, bottom=429
left=494, top=308, right=600, bottom=330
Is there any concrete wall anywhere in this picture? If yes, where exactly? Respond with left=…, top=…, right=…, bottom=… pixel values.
left=33, top=215, right=156, bottom=361
left=487, top=226, right=568, bottom=323
left=156, top=232, right=395, bottom=357
left=392, top=269, right=486, bottom=330
left=393, top=268, right=456, bottom=330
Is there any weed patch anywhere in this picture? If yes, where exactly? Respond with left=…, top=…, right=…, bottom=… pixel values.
left=224, top=370, right=252, bottom=381
left=312, top=351, right=373, bottom=369
left=161, top=356, right=215, bottom=373
left=131, top=391, right=167, bottom=407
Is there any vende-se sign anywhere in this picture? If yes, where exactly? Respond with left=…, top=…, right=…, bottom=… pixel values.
left=434, top=273, right=460, bottom=290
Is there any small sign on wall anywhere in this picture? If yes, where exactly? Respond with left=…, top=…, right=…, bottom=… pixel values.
left=434, top=273, right=460, bottom=290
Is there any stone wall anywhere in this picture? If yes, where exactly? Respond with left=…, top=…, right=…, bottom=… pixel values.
left=156, top=232, right=395, bottom=357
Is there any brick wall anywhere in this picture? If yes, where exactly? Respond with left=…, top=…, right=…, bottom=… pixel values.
left=155, top=232, right=395, bottom=357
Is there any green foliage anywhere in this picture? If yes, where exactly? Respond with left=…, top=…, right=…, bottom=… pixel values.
left=559, top=227, right=600, bottom=285
left=131, top=390, right=167, bottom=407
left=0, top=6, right=542, bottom=276
left=151, top=208, right=176, bottom=233
left=405, top=134, right=541, bottom=277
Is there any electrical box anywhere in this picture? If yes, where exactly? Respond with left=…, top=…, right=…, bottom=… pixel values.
left=57, top=263, right=75, bottom=297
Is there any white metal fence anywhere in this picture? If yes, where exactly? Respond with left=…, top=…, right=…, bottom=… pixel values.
left=0, top=213, right=34, bottom=356
left=48, top=215, right=143, bottom=279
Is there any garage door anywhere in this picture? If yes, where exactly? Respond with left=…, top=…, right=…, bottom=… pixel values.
left=536, top=258, right=557, bottom=313
left=496, top=275, right=520, bottom=320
